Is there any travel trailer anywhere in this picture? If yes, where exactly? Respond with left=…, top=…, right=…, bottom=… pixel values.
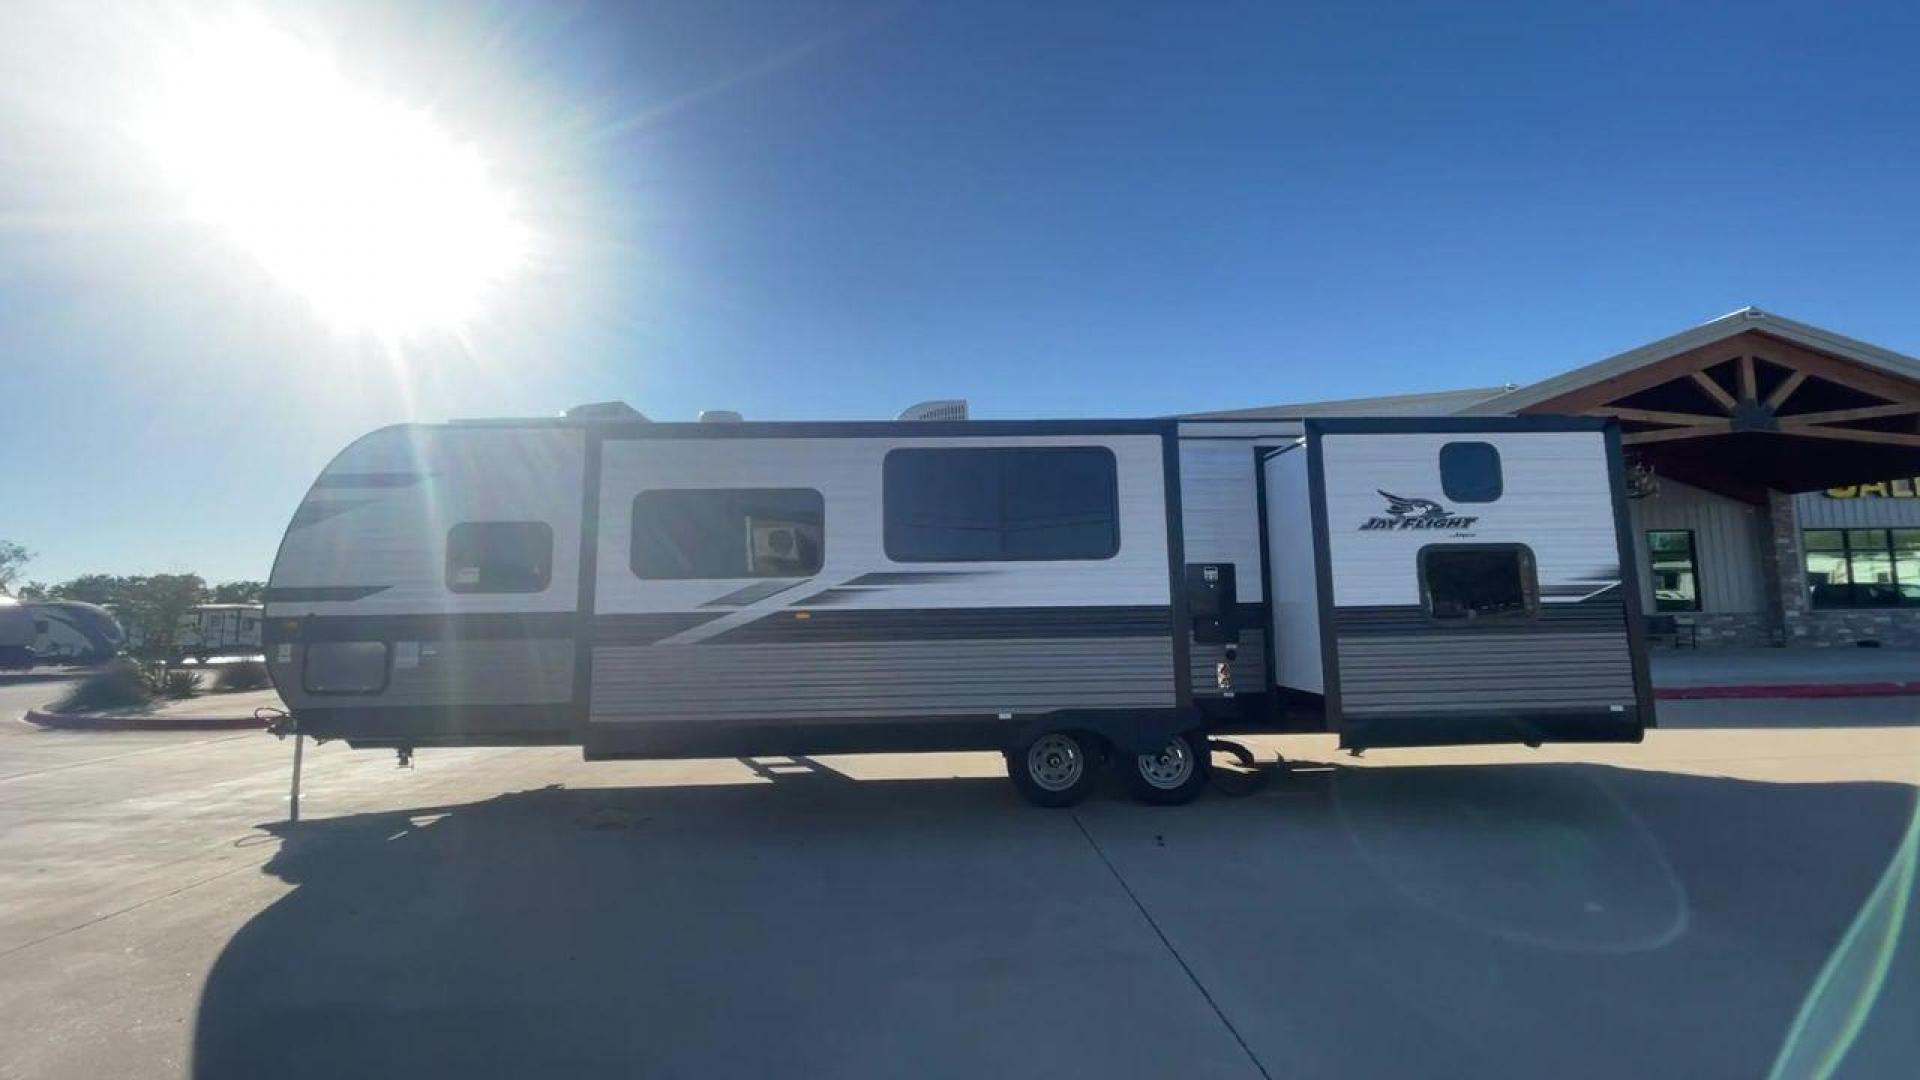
left=263, top=409, right=1651, bottom=806
left=0, top=595, right=35, bottom=670
left=27, top=601, right=125, bottom=664
left=175, top=604, right=264, bottom=661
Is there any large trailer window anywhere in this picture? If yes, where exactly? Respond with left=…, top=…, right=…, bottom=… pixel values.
left=1419, top=544, right=1538, bottom=622
left=883, top=447, right=1119, bottom=562
left=303, top=641, right=390, bottom=694
left=446, top=522, right=554, bottom=594
left=1647, top=530, right=1702, bottom=611
left=632, top=489, right=825, bottom=579
left=1439, top=441, right=1502, bottom=502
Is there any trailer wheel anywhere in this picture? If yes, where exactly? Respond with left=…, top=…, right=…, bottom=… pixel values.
left=1007, top=731, right=1101, bottom=807
left=1122, top=731, right=1210, bottom=805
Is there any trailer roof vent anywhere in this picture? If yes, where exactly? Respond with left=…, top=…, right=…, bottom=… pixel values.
left=565, top=401, right=648, bottom=422
left=698, top=409, right=744, bottom=423
left=898, top=399, right=968, bottom=421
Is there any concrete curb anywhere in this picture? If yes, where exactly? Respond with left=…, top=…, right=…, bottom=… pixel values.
left=1655, top=682, right=1920, bottom=700
left=22, top=708, right=264, bottom=732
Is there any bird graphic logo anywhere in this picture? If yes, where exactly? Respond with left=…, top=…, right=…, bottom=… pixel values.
left=1377, top=490, right=1450, bottom=519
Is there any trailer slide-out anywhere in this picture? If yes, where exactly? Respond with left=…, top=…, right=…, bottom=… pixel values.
left=263, top=412, right=1652, bottom=806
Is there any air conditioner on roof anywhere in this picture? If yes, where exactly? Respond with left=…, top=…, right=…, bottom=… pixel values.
left=898, top=399, right=968, bottom=421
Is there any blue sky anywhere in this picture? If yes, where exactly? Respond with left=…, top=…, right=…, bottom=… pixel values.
left=4, top=0, right=1920, bottom=585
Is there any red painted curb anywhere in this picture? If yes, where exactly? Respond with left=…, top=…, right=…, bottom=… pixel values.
left=22, top=709, right=264, bottom=732
left=1656, top=682, right=1920, bottom=700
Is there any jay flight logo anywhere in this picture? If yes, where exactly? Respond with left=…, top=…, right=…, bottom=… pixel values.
left=1359, top=490, right=1480, bottom=531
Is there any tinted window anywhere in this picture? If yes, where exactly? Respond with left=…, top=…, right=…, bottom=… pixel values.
left=884, top=447, right=1120, bottom=562
left=1646, top=529, right=1701, bottom=612
left=446, top=522, right=553, bottom=594
left=1420, top=545, right=1537, bottom=622
left=1440, top=442, right=1502, bottom=503
left=632, top=489, right=824, bottom=579
left=303, top=641, right=390, bottom=694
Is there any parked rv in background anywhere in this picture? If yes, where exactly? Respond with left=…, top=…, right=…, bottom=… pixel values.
left=27, top=601, right=125, bottom=664
left=263, top=406, right=1652, bottom=807
left=175, top=604, right=264, bottom=661
left=0, top=596, right=35, bottom=670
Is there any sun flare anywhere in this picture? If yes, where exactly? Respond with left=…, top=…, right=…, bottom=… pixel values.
left=131, top=16, right=529, bottom=336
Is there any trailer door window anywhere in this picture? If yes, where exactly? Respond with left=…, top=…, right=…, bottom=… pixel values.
left=884, top=447, right=1119, bottom=562
left=446, top=522, right=554, bottom=594
left=1439, top=442, right=1502, bottom=502
left=1420, top=545, right=1538, bottom=622
left=632, top=489, right=825, bottom=579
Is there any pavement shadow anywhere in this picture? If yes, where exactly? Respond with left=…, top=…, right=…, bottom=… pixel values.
left=1654, top=697, right=1920, bottom=728
left=189, top=762, right=1918, bottom=1080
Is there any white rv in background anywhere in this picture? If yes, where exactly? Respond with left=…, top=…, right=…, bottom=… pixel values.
left=175, top=604, right=264, bottom=661
left=27, top=601, right=125, bottom=664
left=0, top=596, right=36, bottom=670
left=263, top=410, right=1651, bottom=806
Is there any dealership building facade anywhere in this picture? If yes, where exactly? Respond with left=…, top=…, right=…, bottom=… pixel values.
left=1202, top=308, right=1920, bottom=648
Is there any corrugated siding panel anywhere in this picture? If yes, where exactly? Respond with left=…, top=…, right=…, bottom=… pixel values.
left=590, top=639, right=1175, bottom=724
left=275, top=638, right=575, bottom=710
left=1337, top=632, right=1635, bottom=714
left=1628, top=478, right=1767, bottom=613
left=1178, top=441, right=1263, bottom=593
left=1190, top=631, right=1267, bottom=696
left=1796, top=489, right=1920, bottom=528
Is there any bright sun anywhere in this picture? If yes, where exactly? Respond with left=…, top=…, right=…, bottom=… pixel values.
left=132, top=16, right=529, bottom=336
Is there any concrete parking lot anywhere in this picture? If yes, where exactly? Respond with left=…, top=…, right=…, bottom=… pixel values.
left=1, top=674, right=1915, bottom=1079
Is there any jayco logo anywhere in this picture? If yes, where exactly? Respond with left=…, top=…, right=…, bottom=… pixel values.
left=1359, top=490, right=1479, bottom=531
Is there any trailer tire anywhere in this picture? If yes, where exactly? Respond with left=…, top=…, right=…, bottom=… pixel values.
left=1007, top=731, right=1102, bottom=808
left=1122, top=731, right=1210, bottom=805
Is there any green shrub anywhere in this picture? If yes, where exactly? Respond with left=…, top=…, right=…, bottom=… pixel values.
left=213, top=660, right=271, bottom=692
left=51, top=660, right=152, bottom=713
left=155, top=668, right=203, bottom=699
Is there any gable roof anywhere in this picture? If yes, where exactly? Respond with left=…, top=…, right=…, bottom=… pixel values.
left=1461, top=307, right=1920, bottom=415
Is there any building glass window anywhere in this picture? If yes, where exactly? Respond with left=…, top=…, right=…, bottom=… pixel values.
left=883, top=447, right=1120, bottom=562
left=1804, top=528, right=1920, bottom=608
left=1439, top=442, right=1503, bottom=503
left=1646, top=530, right=1701, bottom=612
left=631, top=489, right=824, bottom=579
left=446, top=522, right=554, bottom=594
left=1418, top=544, right=1538, bottom=622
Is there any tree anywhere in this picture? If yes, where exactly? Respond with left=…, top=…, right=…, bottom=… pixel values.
left=118, top=574, right=209, bottom=659
left=0, top=540, right=31, bottom=590
left=48, top=574, right=136, bottom=606
left=210, top=580, right=265, bottom=604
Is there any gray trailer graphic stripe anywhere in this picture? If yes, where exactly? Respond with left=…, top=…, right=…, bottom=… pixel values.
left=697, top=605, right=1172, bottom=645
left=309, top=472, right=424, bottom=488
left=263, top=585, right=391, bottom=603
left=699, top=580, right=810, bottom=607
left=273, top=612, right=577, bottom=643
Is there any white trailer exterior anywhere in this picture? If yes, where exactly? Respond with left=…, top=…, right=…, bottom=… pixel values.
left=0, top=596, right=35, bottom=670
left=27, top=601, right=125, bottom=664
left=264, top=412, right=1651, bottom=805
left=176, top=604, right=264, bottom=660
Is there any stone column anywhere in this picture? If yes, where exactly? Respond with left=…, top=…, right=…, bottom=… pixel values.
left=1764, top=488, right=1808, bottom=645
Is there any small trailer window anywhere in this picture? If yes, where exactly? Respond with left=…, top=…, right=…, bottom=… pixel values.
left=446, top=522, right=554, bottom=594
left=632, top=489, right=825, bottom=579
left=1419, top=544, right=1538, bottom=622
left=1439, top=442, right=1502, bottom=502
left=303, top=641, right=390, bottom=694
left=883, top=447, right=1119, bottom=562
